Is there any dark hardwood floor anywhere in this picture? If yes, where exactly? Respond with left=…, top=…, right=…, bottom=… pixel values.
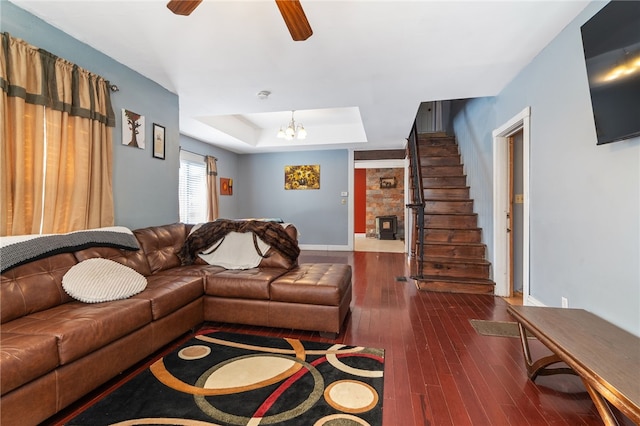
left=48, top=250, right=613, bottom=425
left=212, top=250, right=606, bottom=425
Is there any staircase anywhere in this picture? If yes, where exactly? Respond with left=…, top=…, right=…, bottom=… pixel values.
left=410, top=133, right=494, bottom=294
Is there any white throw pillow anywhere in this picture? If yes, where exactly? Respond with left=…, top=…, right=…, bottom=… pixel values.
left=62, top=258, right=147, bottom=303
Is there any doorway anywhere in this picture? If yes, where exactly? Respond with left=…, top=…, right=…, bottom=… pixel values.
left=492, top=107, right=530, bottom=300
left=508, top=130, right=524, bottom=296
left=353, top=159, right=408, bottom=253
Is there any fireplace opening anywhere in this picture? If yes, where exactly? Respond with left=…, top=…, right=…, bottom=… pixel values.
left=376, top=215, right=397, bottom=240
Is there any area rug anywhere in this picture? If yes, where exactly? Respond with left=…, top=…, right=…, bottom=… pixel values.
left=66, top=331, right=385, bottom=425
left=470, top=319, right=533, bottom=339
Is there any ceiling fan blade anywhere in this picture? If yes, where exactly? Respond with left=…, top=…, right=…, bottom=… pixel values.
left=167, top=0, right=203, bottom=16
left=275, top=0, right=313, bottom=41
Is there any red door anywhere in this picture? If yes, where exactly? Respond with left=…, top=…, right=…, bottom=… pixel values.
left=354, top=169, right=366, bottom=233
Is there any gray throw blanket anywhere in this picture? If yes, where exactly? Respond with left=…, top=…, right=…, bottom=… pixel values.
left=1, top=227, right=140, bottom=273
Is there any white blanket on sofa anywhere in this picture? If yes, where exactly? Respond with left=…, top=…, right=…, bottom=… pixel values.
left=197, top=231, right=271, bottom=270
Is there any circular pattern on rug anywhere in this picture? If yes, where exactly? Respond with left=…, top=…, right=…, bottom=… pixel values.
left=203, top=355, right=298, bottom=391
left=150, top=354, right=303, bottom=396
left=111, top=419, right=224, bottom=426
left=178, top=345, right=211, bottom=360
left=313, top=413, right=372, bottom=426
left=325, top=345, right=384, bottom=378
left=194, top=354, right=325, bottom=425
left=324, top=380, right=378, bottom=413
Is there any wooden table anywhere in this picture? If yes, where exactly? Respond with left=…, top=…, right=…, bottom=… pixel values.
left=507, top=305, right=640, bottom=426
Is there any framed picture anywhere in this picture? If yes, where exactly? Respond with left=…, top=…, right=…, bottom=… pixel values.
left=284, top=165, right=320, bottom=190
left=152, top=123, right=165, bottom=159
left=220, top=177, right=233, bottom=195
left=380, top=177, right=397, bottom=189
left=122, top=109, right=145, bottom=149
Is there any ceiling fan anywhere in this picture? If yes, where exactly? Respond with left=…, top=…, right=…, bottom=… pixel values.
left=166, top=0, right=313, bottom=41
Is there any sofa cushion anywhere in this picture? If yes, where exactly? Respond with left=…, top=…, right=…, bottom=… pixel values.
left=2, top=299, right=151, bottom=365
left=134, top=223, right=188, bottom=274
left=153, top=264, right=227, bottom=277
left=62, top=259, right=147, bottom=303
left=74, top=245, right=152, bottom=276
left=0, top=333, right=59, bottom=395
left=270, top=263, right=352, bottom=306
left=204, top=268, right=288, bottom=300
left=1, top=253, right=76, bottom=324
left=132, top=274, right=204, bottom=320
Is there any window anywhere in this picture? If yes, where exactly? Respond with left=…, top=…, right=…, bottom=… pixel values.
left=179, top=151, right=207, bottom=224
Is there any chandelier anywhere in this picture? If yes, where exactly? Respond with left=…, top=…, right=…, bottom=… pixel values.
left=277, top=110, right=307, bottom=140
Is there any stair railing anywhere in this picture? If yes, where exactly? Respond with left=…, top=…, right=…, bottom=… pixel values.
left=406, top=120, right=425, bottom=279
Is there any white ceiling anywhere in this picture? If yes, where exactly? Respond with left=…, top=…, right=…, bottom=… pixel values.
left=10, top=0, right=589, bottom=154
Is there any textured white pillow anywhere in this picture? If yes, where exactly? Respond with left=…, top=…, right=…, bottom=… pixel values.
left=63, top=258, right=147, bottom=303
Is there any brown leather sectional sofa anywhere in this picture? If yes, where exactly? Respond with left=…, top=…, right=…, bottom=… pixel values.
left=0, top=222, right=352, bottom=425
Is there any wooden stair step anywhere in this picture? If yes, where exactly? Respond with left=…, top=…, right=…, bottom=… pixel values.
left=425, top=242, right=486, bottom=258
left=425, top=213, right=478, bottom=229
left=423, top=187, right=470, bottom=199
left=425, top=199, right=474, bottom=214
left=422, top=165, right=464, bottom=177
left=424, top=228, right=482, bottom=243
left=423, top=176, right=467, bottom=187
left=419, top=145, right=459, bottom=156
left=419, top=141, right=459, bottom=149
left=417, top=133, right=455, bottom=145
left=423, top=256, right=490, bottom=265
left=415, top=276, right=495, bottom=294
left=421, top=256, right=491, bottom=279
left=420, top=155, right=461, bottom=166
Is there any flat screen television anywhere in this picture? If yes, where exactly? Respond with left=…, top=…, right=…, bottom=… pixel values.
left=580, top=1, right=640, bottom=145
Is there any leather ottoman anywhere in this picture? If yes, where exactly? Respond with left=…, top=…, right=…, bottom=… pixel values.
left=268, top=263, right=352, bottom=338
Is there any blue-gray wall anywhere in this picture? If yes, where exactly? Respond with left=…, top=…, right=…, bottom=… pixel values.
left=452, top=1, right=639, bottom=335
left=237, top=150, right=350, bottom=247
left=450, top=97, right=498, bottom=263
left=2, top=0, right=180, bottom=229
left=178, top=138, right=349, bottom=246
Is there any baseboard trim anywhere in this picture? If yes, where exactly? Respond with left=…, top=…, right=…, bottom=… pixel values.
left=525, top=295, right=545, bottom=307
left=299, top=244, right=352, bottom=251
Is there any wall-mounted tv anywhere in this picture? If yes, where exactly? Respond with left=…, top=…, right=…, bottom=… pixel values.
left=580, top=1, right=640, bottom=145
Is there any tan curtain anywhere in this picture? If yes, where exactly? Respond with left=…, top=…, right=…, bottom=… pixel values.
left=1, top=33, right=115, bottom=236
left=205, top=156, right=218, bottom=221
left=1, top=34, right=47, bottom=235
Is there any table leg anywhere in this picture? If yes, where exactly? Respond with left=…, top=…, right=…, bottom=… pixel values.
left=516, top=322, right=576, bottom=381
left=582, top=378, right=621, bottom=426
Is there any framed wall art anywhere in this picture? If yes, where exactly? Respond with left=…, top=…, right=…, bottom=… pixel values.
left=284, top=165, right=320, bottom=190
left=220, top=178, right=233, bottom=195
left=152, top=123, right=165, bottom=159
left=122, top=109, right=145, bottom=149
left=380, top=177, right=397, bottom=189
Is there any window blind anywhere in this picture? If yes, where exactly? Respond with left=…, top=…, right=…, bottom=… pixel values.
left=179, top=151, right=207, bottom=224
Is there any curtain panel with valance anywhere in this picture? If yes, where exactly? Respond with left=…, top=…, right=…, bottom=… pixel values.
left=1, top=32, right=116, bottom=125
left=1, top=32, right=117, bottom=235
